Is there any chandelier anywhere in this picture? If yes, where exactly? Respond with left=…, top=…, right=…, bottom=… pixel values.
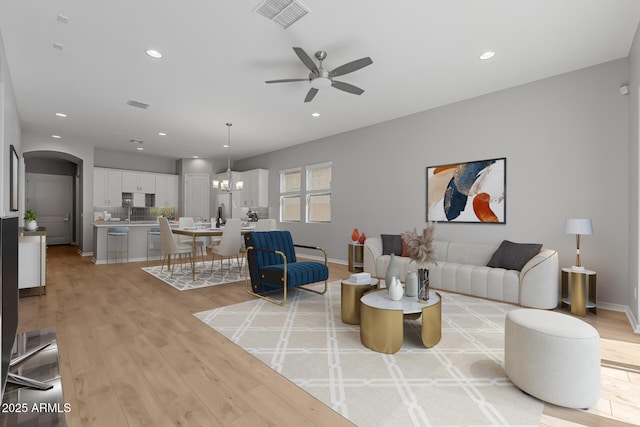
left=212, top=123, right=243, bottom=191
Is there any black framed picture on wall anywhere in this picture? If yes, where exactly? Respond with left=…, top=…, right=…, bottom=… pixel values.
left=9, top=144, right=18, bottom=211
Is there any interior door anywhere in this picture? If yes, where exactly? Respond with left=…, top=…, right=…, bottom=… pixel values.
left=26, top=173, right=73, bottom=245
left=184, top=173, right=210, bottom=221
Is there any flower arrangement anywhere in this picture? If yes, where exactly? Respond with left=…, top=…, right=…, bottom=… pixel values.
left=401, top=222, right=437, bottom=265
left=402, top=222, right=437, bottom=302
left=150, top=206, right=176, bottom=220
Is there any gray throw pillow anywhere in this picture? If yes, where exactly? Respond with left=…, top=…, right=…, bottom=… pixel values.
left=381, top=234, right=403, bottom=256
left=487, top=240, right=542, bottom=271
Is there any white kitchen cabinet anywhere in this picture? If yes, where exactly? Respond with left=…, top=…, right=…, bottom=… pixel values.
left=93, top=168, right=122, bottom=207
left=122, top=171, right=156, bottom=193
left=155, top=174, right=179, bottom=208
left=239, top=169, right=268, bottom=208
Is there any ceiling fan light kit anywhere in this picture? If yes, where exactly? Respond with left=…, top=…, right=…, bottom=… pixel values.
left=266, top=47, right=372, bottom=103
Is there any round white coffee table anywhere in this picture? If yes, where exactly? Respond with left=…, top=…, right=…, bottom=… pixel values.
left=359, top=289, right=441, bottom=353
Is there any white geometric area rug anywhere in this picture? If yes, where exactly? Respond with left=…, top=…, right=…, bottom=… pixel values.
left=194, top=281, right=543, bottom=427
left=142, top=259, right=244, bottom=291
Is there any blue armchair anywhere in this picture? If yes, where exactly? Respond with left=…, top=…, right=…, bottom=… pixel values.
left=244, top=230, right=329, bottom=305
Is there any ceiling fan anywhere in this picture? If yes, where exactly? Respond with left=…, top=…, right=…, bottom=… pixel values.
left=266, top=47, right=373, bottom=103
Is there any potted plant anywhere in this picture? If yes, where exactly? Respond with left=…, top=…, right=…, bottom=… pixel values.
left=24, top=209, right=38, bottom=231
left=401, top=222, right=437, bottom=302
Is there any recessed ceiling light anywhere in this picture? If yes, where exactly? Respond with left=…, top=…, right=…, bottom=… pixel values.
left=223, top=144, right=229, bottom=148
left=479, top=51, right=496, bottom=60
left=52, top=135, right=61, bottom=139
left=146, top=49, right=162, bottom=59
left=311, top=112, right=320, bottom=117
left=136, top=147, right=144, bottom=151
left=158, top=132, right=167, bottom=136
left=55, top=112, right=67, bottom=118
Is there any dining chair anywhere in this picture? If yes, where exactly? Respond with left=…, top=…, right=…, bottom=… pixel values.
left=255, top=218, right=276, bottom=230
left=178, top=217, right=206, bottom=262
left=209, top=218, right=243, bottom=273
left=158, top=217, right=193, bottom=277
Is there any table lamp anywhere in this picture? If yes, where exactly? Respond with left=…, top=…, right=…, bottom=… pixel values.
left=565, top=218, right=593, bottom=271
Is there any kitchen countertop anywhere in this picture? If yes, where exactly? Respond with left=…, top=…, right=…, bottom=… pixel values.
left=93, top=221, right=216, bottom=227
left=93, top=221, right=162, bottom=227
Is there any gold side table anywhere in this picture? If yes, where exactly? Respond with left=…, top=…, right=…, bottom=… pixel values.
left=359, top=289, right=441, bottom=354
left=341, top=278, right=378, bottom=324
left=561, top=267, right=596, bottom=316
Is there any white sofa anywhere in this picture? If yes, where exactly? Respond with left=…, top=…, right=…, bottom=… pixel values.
left=363, top=237, right=559, bottom=309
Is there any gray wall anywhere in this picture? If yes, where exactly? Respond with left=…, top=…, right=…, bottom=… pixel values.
left=629, top=25, right=640, bottom=326
left=94, top=147, right=177, bottom=174
left=0, top=28, right=20, bottom=217
left=237, top=58, right=633, bottom=315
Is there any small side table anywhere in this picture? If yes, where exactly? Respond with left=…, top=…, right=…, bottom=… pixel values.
left=561, top=267, right=596, bottom=316
left=348, top=243, right=364, bottom=272
left=341, top=278, right=378, bottom=324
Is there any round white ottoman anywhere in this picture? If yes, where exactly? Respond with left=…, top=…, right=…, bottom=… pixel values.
left=504, top=308, right=600, bottom=409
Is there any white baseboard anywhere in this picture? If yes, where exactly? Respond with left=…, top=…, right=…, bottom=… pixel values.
left=596, top=301, right=640, bottom=334
left=295, top=251, right=346, bottom=266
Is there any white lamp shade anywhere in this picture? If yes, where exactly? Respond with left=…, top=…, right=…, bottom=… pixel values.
left=565, top=218, right=593, bottom=235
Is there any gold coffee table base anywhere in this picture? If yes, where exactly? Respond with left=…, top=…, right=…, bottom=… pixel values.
left=341, top=278, right=379, bottom=325
left=360, top=290, right=441, bottom=354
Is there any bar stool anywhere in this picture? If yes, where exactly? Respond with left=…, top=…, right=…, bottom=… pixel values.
left=106, top=227, right=129, bottom=263
left=147, top=226, right=161, bottom=261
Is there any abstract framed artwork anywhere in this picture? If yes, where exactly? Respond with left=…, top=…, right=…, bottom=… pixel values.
left=426, top=157, right=506, bottom=223
left=9, top=144, right=18, bottom=212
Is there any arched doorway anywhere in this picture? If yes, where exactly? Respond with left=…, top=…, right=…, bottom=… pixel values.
left=23, top=151, right=83, bottom=246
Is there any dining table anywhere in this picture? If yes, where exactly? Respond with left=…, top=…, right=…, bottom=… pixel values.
left=171, top=225, right=255, bottom=281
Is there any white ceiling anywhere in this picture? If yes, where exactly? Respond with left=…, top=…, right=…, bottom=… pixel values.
left=1, top=0, right=640, bottom=162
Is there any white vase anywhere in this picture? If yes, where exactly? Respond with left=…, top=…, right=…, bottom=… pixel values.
left=388, top=277, right=404, bottom=301
left=405, top=271, right=418, bottom=297
left=385, top=253, right=400, bottom=288
left=24, top=220, right=37, bottom=231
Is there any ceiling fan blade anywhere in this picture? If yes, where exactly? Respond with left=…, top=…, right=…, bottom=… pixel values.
left=331, top=80, right=364, bottom=95
left=329, top=57, right=373, bottom=77
left=304, top=88, right=319, bottom=103
left=293, top=47, right=319, bottom=75
left=265, top=78, right=309, bottom=84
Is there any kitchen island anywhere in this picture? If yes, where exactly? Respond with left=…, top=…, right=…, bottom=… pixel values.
left=92, top=221, right=168, bottom=264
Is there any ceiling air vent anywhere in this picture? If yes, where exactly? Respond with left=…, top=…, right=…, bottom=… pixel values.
left=126, top=100, right=150, bottom=109
left=253, top=0, right=309, bottom=29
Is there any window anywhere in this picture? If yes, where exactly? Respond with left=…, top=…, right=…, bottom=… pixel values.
left=280, top=162, right=332, bottom=223
left=280, top=168, right=301, bottom=222
left=306, top=162, right=332, bottom=223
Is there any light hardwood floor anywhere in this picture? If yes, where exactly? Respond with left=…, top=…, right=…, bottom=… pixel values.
left=17, top=245, right=640, bottom=427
